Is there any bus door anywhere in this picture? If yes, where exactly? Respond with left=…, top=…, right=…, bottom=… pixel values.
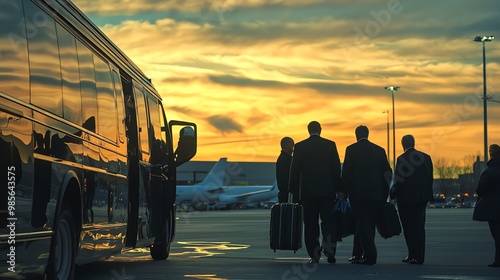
left=149, top=100, right=197, bottom=260
left=130, top=83, right=155, bottom=247
left=120, top=74, right=140, bottom=247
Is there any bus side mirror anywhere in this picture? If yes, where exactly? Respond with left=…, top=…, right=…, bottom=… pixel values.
left=169, top=121, right=197, bottom=167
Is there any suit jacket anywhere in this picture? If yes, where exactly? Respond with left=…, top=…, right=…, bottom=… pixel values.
left=341, top=139, right=392, bottom=202
left=473, top=157, right=500, bottom=221
left=392, top=148, right=434, bottom=205
left=276, top=151, right=292, bottom=201
left=288, top=135, right=341, bottom=199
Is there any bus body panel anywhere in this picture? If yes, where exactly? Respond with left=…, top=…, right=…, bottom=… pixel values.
left=0, top=0, right=197, bottom=277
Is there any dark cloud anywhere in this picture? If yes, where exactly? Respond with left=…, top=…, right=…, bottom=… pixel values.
left=81, top=0, right=500, bottom=48
left=168, top=105, right=201, bottom=117
left=208, top=75, right=288, bottom=88
left=192, top=73, right=497, bottom=111
left=301, top=82, right=377, bottom=96
left=207, top=74, right=382, bottom=96
left=168, top=106, right=246, bottom=134
left=207, top=115, right=244, bottom=133
left=87, top=1, right=500, bottom=71
left=185, top=1, right=500, bottom=47
left=198, top=135, right=280, bottom=147
left=158, top=59, right=240, bottom=75
left=161, top=77, right=204, bottom=84
left=397, top=90, right=485, bottom=107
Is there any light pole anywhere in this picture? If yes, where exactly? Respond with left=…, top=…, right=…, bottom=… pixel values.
left=473, top=35, right=494, bottom=164
left=383, top=110, right=389, bottom=160
left=384, top=86, right=399, bottom=171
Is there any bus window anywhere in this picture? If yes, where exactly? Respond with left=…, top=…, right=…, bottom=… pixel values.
left=148, top=96, right=161, bottom=142
left=57, top=24, right=82, bottom=126
left=95, top=56, right=117, bottom=142
left=25, top=1, right=63, bottom=116
left=148, top=96, right=168, bottom=165
left=134, top=86, right=149, bottom=156
left=113, top=71, right=126, bottom=144
left=0, top=1, right=29, bottom=102
left=77, top=40, right=98, bottom=132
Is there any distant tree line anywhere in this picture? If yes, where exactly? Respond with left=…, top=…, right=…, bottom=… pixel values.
left=433, top=153, right=482, bottom=197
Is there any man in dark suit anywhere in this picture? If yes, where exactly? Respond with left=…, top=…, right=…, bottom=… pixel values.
left=289, top=121, right=341, bottom=264
left=390, top=135, right=433, bottom=265
left=276, top=137, right=294, bottom=203
left=340, top=125, right=392, bottom=265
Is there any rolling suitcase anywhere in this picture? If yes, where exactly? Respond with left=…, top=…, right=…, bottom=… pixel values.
left=269, top=194, right=303, bottom=252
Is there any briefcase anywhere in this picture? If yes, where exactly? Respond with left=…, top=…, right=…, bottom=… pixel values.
left=332, top=197, right=357, bottom=238
left=269, top=202, right=303, bottom=252
left=376, top=202, right=401, bottom=239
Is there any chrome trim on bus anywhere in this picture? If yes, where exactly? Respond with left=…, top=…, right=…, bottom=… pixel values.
left=0, top=230, right=52, bottom=244
left=33, top=153, right=127, bottom=178
left=81, top=223, right=127, bottom=231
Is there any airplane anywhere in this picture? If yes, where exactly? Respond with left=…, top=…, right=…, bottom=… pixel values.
left=176, top=158, right=227, bottom=210
left=214, top=181, right=278, bottom=208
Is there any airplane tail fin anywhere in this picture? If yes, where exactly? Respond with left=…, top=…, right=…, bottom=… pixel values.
left=270, top=181, right=278, bottom=195
left=197, top=158, right=227, bottom=190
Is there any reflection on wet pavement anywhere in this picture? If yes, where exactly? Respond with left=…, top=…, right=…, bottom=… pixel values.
left=184, top=274, right=227, bottom=280
left=173, top=241, right=250, bottom=258
left=106, top=241, right=250, bottom=262
left=106, top=248, right=152, bottom=262
left=420, top=276, right=488, bottom=280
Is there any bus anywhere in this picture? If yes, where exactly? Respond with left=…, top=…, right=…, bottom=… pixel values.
left=0, top=1, right=197, bottom=279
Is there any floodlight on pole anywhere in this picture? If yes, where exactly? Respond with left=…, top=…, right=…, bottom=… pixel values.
left=473, top=35, right=494, bottom=164
left=474, top=36, right=494, bottom=42
left=384, top=86, right=400, bottom=171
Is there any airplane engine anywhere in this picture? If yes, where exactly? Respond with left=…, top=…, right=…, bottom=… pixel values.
left=191, top=201, right=208, bottom=211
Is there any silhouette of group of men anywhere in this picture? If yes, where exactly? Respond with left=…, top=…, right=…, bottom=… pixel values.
left=275, top=121, right=434, bottom=265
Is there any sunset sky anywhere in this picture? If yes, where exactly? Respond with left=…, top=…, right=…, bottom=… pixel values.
left=72, top=0, right=500, bottom=165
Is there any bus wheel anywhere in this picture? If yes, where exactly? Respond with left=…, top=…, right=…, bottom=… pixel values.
left=150, top=209, right=173, bottom=260
left=47, top=209, right=76, bottom=279
left=150, top=240, right=170, bottom=260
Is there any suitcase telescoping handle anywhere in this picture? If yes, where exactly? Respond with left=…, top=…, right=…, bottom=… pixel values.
left=288, top=193, right=293, bottom=203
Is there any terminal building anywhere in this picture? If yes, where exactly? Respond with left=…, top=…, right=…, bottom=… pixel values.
left=179, top=157, right=485, bottom=195
left=177, top=160, right=276, bottom=186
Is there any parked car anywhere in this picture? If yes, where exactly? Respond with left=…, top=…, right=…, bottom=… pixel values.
left=428, top=196, right=447, bottom=208
left=462, top=201, right=476, bottom=208
left=445, top=198, right=462, bottom=208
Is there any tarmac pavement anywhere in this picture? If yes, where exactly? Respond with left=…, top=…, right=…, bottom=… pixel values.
left=74, top=208, right=500, bottom=280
